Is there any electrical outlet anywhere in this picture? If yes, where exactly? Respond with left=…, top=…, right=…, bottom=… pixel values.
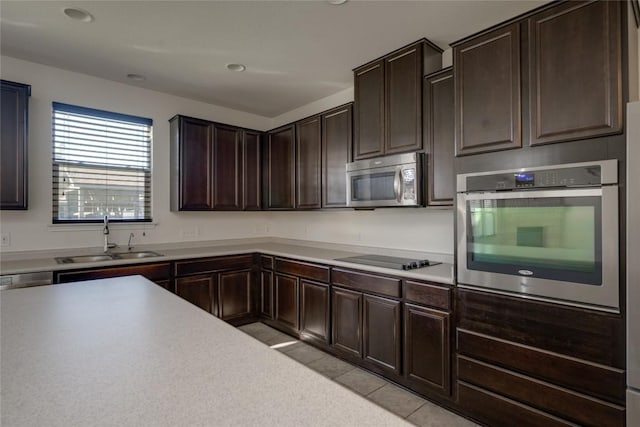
left=1, top=232, right=11, bottom=247
left=181, top=229, right=198, bottom=239
left=255, top=224, right=269, bottom=234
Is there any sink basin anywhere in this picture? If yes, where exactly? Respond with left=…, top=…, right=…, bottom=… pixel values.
left=56, top=255, right=116, bottom=264
left=113, top=251, right=163, bottom=259
left=55, top=251, right=163, bottom=264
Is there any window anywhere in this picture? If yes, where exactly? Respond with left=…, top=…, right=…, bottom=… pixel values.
left=52, top=102, right=152, bottom=223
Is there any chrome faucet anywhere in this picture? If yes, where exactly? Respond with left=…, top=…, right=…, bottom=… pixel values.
left=128, top=232, right=134, bottom=251
left=103, top=215, right=117, bottom=252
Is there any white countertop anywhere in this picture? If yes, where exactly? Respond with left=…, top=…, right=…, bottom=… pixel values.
left=0, top=238, right=454, bottom=284
left=1, top=276, right=410, bottom=426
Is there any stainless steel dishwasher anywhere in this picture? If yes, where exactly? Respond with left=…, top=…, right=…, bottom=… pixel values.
left=0, top=272, right=53, bottom=291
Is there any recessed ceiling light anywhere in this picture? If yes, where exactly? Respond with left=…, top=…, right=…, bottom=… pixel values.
left=126, top=73, right=146, bottom=81
left=63, top=7, right=94, bottom=23
left=327, top=0, right=348, bottom=5
left=226, top=63, right=246, bottom=72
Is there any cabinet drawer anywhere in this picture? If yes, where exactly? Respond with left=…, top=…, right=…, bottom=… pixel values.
left=457, top=381, right=575, bottom=427
left=456, top=328, right=625, bottom=404
left=275, top=258, right=329, bottom=283
left=331, top=269, right=401, bottom=298
left=457, top=355, right=624, bottom=427
left=56, top=262, right=171, bottom=283
left=175, top=254, right=255, bottom=277
left=404, top=280, right=450, bottom=310
left=260, top=255, right=274, bottom=270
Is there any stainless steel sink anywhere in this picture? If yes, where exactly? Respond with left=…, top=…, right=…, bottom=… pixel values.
left=56, top=255, right=117, bottom=264
left=55, top=251, right=163, bottom=264
left=112, top=251, right=163, bottom=259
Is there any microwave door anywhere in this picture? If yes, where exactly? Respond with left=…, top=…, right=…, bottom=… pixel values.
left=348, top=165, right=400, bottom=207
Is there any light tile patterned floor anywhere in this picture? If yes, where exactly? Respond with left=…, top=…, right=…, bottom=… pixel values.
left=237, top=322, right=479, bottom=427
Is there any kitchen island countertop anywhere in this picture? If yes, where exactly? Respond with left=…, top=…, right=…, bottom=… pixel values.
left=0, top=276, right=410, bottom=426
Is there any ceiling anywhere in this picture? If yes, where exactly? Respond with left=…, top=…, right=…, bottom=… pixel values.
left=0, top=0, right=547, bottom=118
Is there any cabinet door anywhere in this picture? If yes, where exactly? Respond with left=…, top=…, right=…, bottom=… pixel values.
left=363, top=294, right=401, bottom=375
left=178, top=117, right=213, bottom=209
left=212, top=124, right=242, bottom=210
left=295, top=116, right=322, bottom=209
left=265, top=125, right=295, bottom=209
left=454, top=23, right=521, bottom=156
left=175, top=275, right=216, bottom=314
left=332, top=287, right=363, bottom=358
left=300, top=280, right=329, bottom=344
left=322, top=104, right=352, bottom=208
left=260, top=270, right=273, bottom=318
left=424, top=68, right=454, bottom=206
left=274, top=273, right=299, bottom=331
left=243, top=130, right=262, bottom=210
left=385, top=43, right=423, bottom=154
left=1, top=80, right=29, bottom=210
left=155, top=280, right=174, bottom=293
left=354, top=60, right=385, bottom=160
left=218, top=269, right=252, bottom=321
left=404, top=303, right=450, bottom=396
left=528, top=1, right=621, bottom=146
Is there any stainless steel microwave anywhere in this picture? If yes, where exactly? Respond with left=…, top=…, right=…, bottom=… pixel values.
left=346, top=152, right=424, bottom=208
left=456, top=160, right=619, bottom=312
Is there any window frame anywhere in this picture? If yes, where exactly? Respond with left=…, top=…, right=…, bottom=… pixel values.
left=51, top=102, right=153, bottom=224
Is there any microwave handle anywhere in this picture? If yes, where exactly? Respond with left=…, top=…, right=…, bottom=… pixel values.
left=394, top=169, right=402, bottom=203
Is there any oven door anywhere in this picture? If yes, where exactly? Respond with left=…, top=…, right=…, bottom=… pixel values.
left=347, top=164, right=419, bottom=207
left=456, top=187, right=619, bottom=312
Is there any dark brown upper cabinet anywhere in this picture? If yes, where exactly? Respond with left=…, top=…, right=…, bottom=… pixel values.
left=170, top=115, right=262, bottom=211
left=212, top=124, right=242, bottom=210
left=1, top=80, right=30, bottom=210
left=528, top=1, right=622, bottom=146
left=264, top=124, right=295, bottom=210
left=353, top=40, right=442, bottom=160
left=453, top=1, right=623, bottom=157
left=170, top=116, right=213, bottom=210
left=454, top=23, right=522, bottom=156
left=424, top=68, right=454, bottom=206
left=322, top=104, right=352, bottom=208
left=243, top=130, right=262, bottom=210
left=354, top=60, right=385, bottom=159
left=295, top=116, right=322, bottom=209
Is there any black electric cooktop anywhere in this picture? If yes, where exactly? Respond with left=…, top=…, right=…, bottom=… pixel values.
left=335, top=254, right=440, bottom=271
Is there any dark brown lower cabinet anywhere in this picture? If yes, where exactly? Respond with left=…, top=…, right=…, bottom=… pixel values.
left=300, top=279, right=330, bottom=345
left=456, top=288, right=625, bottom=427
left=260, top=270, right=273, bottom=319
left=363, top=294, right=401, bottom=375
left=218, top=269, right=252, bottom=321
left=331, top=287, right=363, bottom=358
left=55, top=262, right=171, bottom=289
left=274, top=273, right=299, bottom=333
left=175, top=274, right=216, bottom=314
left=404, top=303, right=450, bottom=396
left=332, top=287, right=401, bottom=376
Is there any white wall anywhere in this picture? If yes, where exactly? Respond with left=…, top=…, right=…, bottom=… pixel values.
left=0, top=56, right=454, bottom=255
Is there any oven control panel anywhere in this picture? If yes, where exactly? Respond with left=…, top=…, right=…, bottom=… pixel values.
left=466, top=165, right=603, bottom=191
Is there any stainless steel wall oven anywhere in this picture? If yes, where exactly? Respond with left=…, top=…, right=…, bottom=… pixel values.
left=456, top=160, right=619, bottom=312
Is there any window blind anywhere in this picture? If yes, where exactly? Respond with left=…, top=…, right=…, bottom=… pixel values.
left=52, top=102, right=152, bottom=223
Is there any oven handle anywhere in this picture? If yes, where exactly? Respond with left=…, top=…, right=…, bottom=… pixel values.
left=462, top=187, right=604, bottom=200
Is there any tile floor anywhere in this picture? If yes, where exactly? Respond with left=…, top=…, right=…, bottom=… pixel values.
left=237, top=322, right=479, bottom=427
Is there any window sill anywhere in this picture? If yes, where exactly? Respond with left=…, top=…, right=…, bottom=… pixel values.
left=47, top=222, right=159, bottom=232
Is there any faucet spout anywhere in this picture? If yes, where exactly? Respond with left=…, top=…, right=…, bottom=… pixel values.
left=128, top=233, right=134, bottom=251
left=103, top=215, right=116, bottom=252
